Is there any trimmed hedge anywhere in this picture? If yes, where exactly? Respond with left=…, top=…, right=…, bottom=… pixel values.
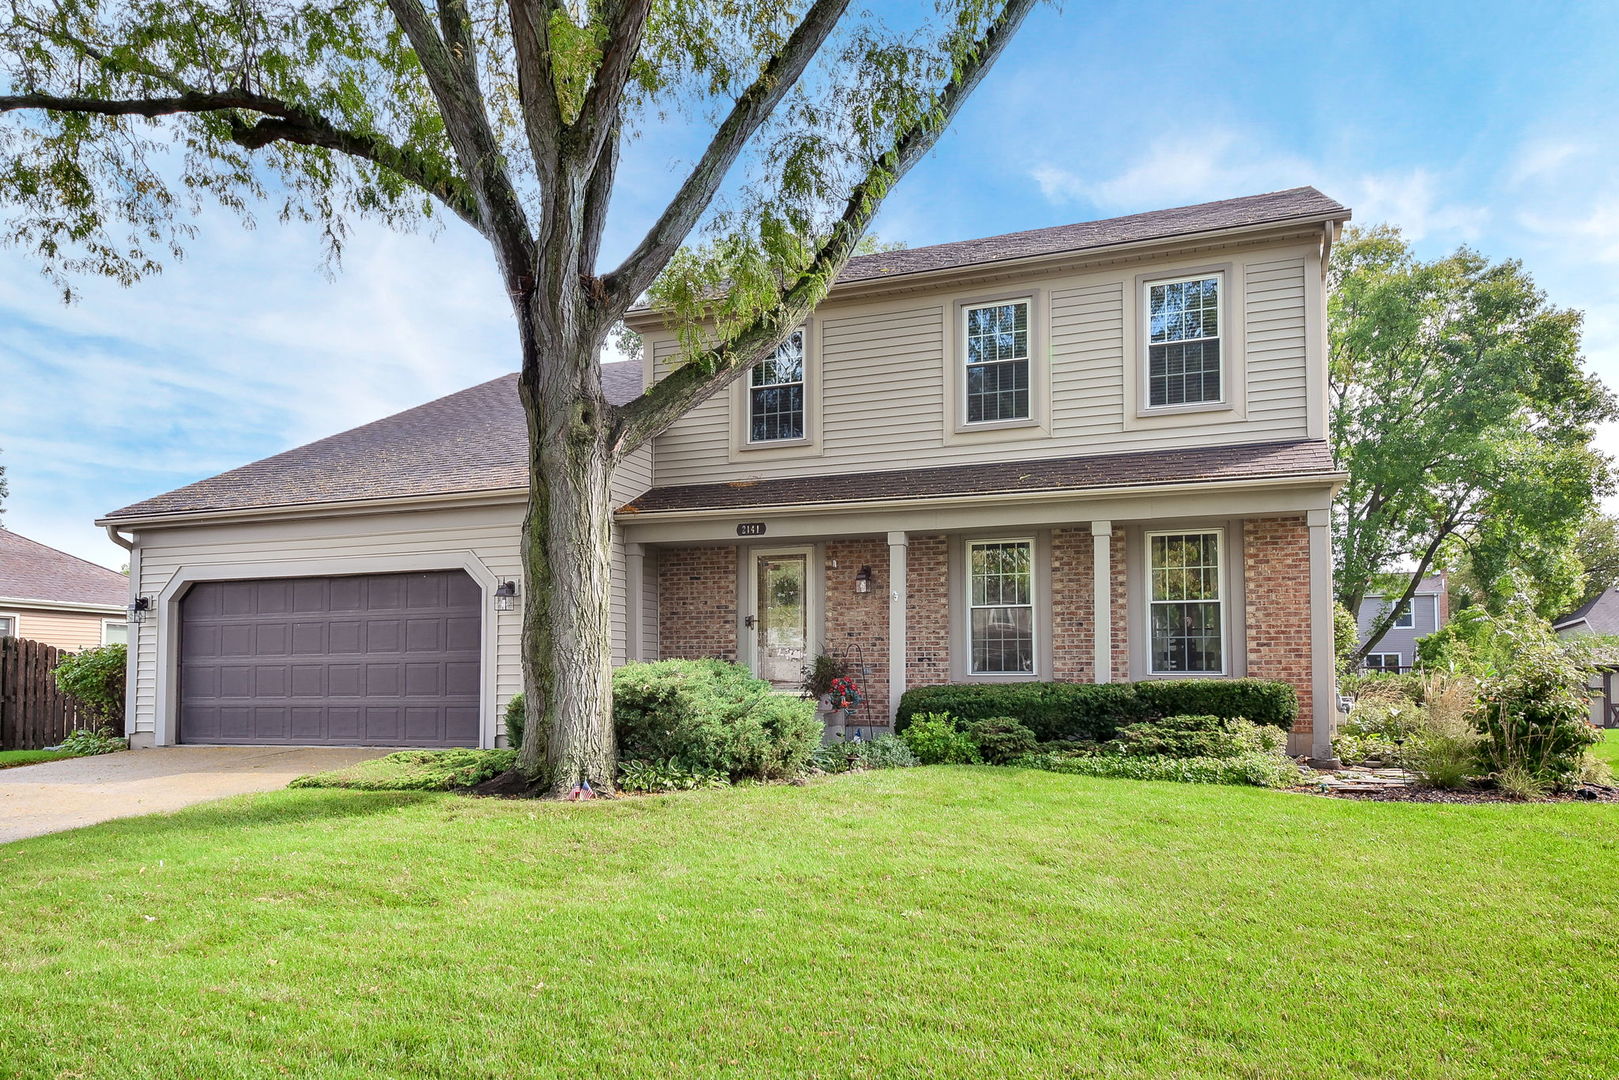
left=895, top=678, right=1297, bottom=743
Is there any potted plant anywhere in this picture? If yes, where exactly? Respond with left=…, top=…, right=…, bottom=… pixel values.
left=801, top=651, right=850, bottom=740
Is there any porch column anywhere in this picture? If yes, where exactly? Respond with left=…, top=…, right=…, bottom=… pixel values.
left=887, top=531, right=908, bottom=721
left=1091, top=520, right=1113, bottom=683
left=1307, top=509, right=1339, bottom=765
left=625, top=543, right=645, bottom=662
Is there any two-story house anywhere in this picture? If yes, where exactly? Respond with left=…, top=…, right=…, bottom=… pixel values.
left=1355, top=575, right=1448, bottom=673
left=99, top=187, right=1349, bottom=761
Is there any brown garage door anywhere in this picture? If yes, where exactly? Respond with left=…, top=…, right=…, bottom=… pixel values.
left=178, top=570, right=481, bottom=746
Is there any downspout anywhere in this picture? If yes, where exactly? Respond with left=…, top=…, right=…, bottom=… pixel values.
left=105, top=525, right=139, bottom=748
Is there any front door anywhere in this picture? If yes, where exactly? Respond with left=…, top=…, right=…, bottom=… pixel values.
left=750, top=549, right=814, bottom=690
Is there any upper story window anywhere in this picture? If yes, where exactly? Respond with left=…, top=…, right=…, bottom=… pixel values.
left=1147, top=275, right=1222, bottom=408
left=964, top=299, right=1030, bottom=424
left=748, top=330, right=806, bottom=443
left=968, top=539, right=1035, bottom=674
left=1148, top=531, right=1224, bottom=674
left=1392, top=600, right=1415, bottom=629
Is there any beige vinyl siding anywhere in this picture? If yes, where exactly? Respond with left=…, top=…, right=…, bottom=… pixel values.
left=609, top=443, right=655, bottom=665
left=3, top=606, right=116, bottom=652
left=648, top=243, right=1318, bottom=486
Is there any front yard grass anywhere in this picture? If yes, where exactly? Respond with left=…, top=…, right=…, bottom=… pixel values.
left=0, top=748, right=81, bottom=769
left=2, top=768, right=1616, bottom=1079
left=1595, top=727, right=1619, bottom=769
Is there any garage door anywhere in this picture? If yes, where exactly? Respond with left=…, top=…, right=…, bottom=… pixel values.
left=178, top=570, right=481, bottom=746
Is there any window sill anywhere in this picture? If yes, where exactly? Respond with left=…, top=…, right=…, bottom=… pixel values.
left=951, top=417, right=1043, bottom=436
left=1135, top=400, right=1232, bottom=419
left=737, top=436, right=813, bottom=452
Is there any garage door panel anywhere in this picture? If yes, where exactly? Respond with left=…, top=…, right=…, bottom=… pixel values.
left=179, top=570, right=481, bottom=747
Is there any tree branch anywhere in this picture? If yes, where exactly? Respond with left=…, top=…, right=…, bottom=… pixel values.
left=0, top=90, right=485, bottom=229
left=571, top=0, right=652, bottom=169
left=598, top=0, right=851, bottom=309
left=507, top=0, right=566, bottom=191
left=609, top=0, right=1037, bottom=455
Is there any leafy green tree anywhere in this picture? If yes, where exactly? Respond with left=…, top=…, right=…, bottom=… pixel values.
left=1330, top=225, right=1615, bottom=662
left=1572, top=513, right=1619, bottom=607
left=0, top=0, right=1035, bottom=793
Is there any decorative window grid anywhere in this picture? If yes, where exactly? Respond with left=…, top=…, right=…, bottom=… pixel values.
left=749, top=330, right=806, bottom=442
left=964, top=300, right=1030, bottom=424
left=968, top=539, right=1035, bottom=674
left=1148, top=531, right=1224, bottom=674
left=1147, top=276, right=1221, bottom=407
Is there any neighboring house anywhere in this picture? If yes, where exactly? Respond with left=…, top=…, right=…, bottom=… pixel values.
left=1553, top=589, right=1619, bottom=728
left=99, top=186, right=1350, bottom=760
left=1355, top=575, right=1448, bottom=672
left=0, top=528, right=130, bottom=650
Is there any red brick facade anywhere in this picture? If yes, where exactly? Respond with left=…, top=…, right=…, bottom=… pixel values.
left=822, top=538, right=891, bottom=725
left=905, top=534, right=950, bottom=690
left=1242, top=515, right=1314, bottom=742
left=1050, top=528, right=1130, bottom=683
left=658, top=546, right=738, bottom=662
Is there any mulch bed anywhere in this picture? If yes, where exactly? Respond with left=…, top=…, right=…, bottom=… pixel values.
left=1302, top=781, right=1619, bottom=804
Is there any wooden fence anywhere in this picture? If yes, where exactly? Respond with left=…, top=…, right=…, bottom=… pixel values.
left=0, top=637, right=104, bottom=750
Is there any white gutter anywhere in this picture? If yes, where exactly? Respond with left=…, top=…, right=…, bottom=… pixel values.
left=614, top=469, right=1348, bottom=524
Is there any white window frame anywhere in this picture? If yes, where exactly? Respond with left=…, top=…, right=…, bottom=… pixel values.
left=1391, top=600, right=1415, bottom=629
left=1145, top=528, right=1227, bottom=676
left=101, top=619, right=129, bottom=646
left=0, top=613, right=17, bottom=639
left=1142, top=272, right=1226, bottom=412
left=745, top=329, right=808, bottom=446
left=961, top=297, right=1033, bottom=427
left=965, top=537, right=1037, bottom=676
left=1365, top=653, right=1403, bottom=673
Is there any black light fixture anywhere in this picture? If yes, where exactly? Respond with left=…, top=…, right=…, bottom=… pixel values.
left=493, top=580, right=519, bottom=612
left=129, top=596, right=152, bottom=624
left=853, top=566, right=874, bottom=594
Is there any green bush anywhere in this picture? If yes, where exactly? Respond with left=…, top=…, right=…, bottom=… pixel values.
left=1339, top=670, right=1428, bottom=702
left=813, top=734, right=918, bottom=773
left=1131, top=679, right=1297, bottom=731
left=895, top=683, right=1147, bottom=742
left=898, top=713, right=981, bottom=765
left=963, top=716, right=1038, bottom=764
left=1012, top=750, right=1302, bottom=789
left=55, top=725, right=126, bottom=756
left=289, top=749, right=516, bottom=791
left=613, top=659, right=821, bottom=781
left=1109, top=715, right=1283, bottom=760
left=1476, top=645, right=1599, bottom=790
left=52, top=644, right=127, bottom=729
left=616, top=758, right=729, bottom=793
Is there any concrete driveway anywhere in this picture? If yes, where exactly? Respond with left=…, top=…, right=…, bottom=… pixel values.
left=0, top=746, right=397, bottom=843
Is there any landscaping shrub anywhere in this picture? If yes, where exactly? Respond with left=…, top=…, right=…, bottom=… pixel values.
left=616, top=758, right=728, bottom=793
left=613, top=659, right=821, bottom=781
left=504, top=692, right=526, bottom=750
left=812, top=734, right=917, bottom=773
left=895, top=682, right=1147, bottom=742
left=1338, top=669, right=1428, bottom=702
left=52, top=644, right=126, bottom=730
left=1110, top=715, right=1283, bottom=760
left=1476, top=644, right=1599, bottom=790
left=1131, top=678, right=1297, bottom=731
left=1012, top=750, right=1302, bottom=789
left=1333, top=686, right=1428, bottom=765
left=898, top=713, right=981, bottom=765
left=963, top=717, right=1038, bottom=764
left=289, top=749, right=517, bottom=791
left=1399, top=675, right=1481, bottom=789
left=54, top=725, right=126, bottom=756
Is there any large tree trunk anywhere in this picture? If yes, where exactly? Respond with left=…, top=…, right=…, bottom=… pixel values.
left=513, top=319, right=617, bottom=796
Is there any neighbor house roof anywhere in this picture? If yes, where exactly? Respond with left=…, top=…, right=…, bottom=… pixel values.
left=621, top=439, right=1338, bottom=515
left=102, top=363, right=644, bottom=522
left=1554, top=588, right=1619, bottom=635
left=626, top=187, right=1347, bottom=323
left=0, top=529, right=128, bottom=607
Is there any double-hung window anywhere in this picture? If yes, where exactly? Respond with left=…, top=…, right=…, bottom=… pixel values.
left=1365, top=653, right=1402, bottom=673
left=964, top=299, right=1030, bottom=424
left=1147, top=276, right=1222, bottom=407
left=968, top=539, right=1035, bottom=674
left=1391, top=601, right=1415, bottom=629
left=1148, top=531, right=1223, bottom=674
left=748, top=330, right=806, bottom=443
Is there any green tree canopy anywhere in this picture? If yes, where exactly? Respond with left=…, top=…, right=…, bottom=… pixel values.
left=1572, top=512, right=1619, bottom=607
left=1330, top=225, right=1615, bottom=660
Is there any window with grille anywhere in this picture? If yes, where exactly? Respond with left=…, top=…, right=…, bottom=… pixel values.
left=964, top=299, right=1030, bottom=423
left=1148, top=531, right=1223, bottom=674
left=968, top=539, right=1035, bottom=674
left=1147, top=276, right=1221, bottom=407
left=748, top=330, right=806, bottom=442
left=1391, top=601, right=1415, bottom=629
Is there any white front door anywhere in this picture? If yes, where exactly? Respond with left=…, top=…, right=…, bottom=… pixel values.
left=748, top=548, right=816, bottom=690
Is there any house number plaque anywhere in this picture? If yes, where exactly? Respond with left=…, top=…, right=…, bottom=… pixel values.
left=736, top=522, right=767, bottom=537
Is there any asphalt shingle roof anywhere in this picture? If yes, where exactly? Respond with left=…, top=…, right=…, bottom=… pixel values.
left=622, top=440, right=1338, bottom=514
left=0, top=529, right=128, bottom=606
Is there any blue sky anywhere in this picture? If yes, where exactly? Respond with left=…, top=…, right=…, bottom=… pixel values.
left=5, top=0, right=1619, bottom=568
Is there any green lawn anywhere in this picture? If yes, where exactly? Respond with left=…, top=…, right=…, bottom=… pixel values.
left=2, top=769, right=1616, bottom=1079
left=0, top=748, right=80, bottom=769
left=1596, top=728, right=1619, bottom=770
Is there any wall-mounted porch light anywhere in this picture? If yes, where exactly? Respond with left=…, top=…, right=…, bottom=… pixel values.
left=493, top=580, right=519, bottom=612
left=129, top=596, right=152, bottom=624
left=853, top=566, right=874, bottom=594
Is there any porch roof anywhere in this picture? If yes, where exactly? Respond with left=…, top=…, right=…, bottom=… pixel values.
left=619, top=439, right=1338, bottom=516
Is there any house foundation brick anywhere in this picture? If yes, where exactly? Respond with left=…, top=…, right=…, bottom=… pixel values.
left=1050, top=528, right=1095, bottom=682
left=659, top=546, right=738, bottom=661
left=1243, top=515, right=1314, bottom=742
left=822, top=538, right=891, bottom=726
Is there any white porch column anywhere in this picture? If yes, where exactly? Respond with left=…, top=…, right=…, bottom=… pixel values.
left=1307, top=509, right=1339, bottom=765
left=887, top=531, right=908, bottom=722
left=625, top=543, right=646, bottom=663
left=1091, top=520, right=1113, bottom=683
